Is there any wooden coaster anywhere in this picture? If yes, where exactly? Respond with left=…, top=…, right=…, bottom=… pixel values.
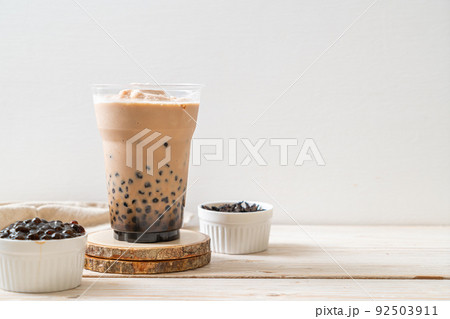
left=86, top=228, right=210, bottom=258
left=85, top=252, right=211, bottom=274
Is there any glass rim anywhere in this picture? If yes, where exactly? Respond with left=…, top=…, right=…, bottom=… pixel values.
left=92, top=83, right=204, bottom=90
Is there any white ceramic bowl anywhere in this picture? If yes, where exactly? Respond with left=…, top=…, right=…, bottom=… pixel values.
left=198, top=201, right=273, bottom=254
left=0, top=235, right=87, bottom=293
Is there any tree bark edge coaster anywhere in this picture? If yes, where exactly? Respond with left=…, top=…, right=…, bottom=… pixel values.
left=84, top=229, right=211, bottom=274
left=84, top=252, right=211, bottom=274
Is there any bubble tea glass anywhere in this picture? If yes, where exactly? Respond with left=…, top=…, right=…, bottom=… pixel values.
left=93, top=84, right=201, bottom=243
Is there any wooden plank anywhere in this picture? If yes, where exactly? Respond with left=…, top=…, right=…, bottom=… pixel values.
left=83, top=225, right=450, bottom=279
left=0, top=278, right=448, bottom=300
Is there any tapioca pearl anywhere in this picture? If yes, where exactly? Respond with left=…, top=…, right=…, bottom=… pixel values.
left=118, top=187, right=123, bottom=193
left=138, top=220, right=146, bottom=228
left=109, top=174, right=112, bottom=178
left=163, top=142, right=169, bottom=148
left=156, top=189, right=160, bottom=193
left=172, top=199, right=176, bottom=204
left=121, top=214, right=126, bottom=219
left=128, top=178, right=134, bottom=184
left=171, top=192, right=176, bottom=196
left=173, top=208, right=178, bottom=215
left=153, top=219, right=161, bottom=228
left=136, top=207, right=142, bottom=213
left=115, top=210, right=119, bottom=215
left=170, top=170, right=173, bottom=175
left=152, top=198, right=159, bottom=203
left=154, top=210, right=160, bottom=215
left=131, top=216, right=137, bottom=223
left=125, top=186, right=129, bottom=192
left=177, top=186, right=181, bottom=191
left=132, top=199, right=137, bottom=205
left=127, top=208, right=133, bottom=214
left=113, top=216, right=116, bottom=222
left=156, top=179, right=160, bottom=183
left=112, top=188, right=116, bottom=194
left=169, top=219, right=175, bottom=227
left=115, top=203, right=119, bottom=207
left=136, top=171, right=143, bottom=179
left=165, top=163, right=170, bottom=168
left=123, top=202, right=128, bottom=207
left=158, top=171, right=163, bottom=176
left=161, top=197, right=169, bottom=203
left=138, top=190, right=145, bottom=195
left=121, top=180, right=125, bottom=185
left=138, top=217, right=146, bottom=227
left=148, top=192, right=152, bottom=196
left=144, top=182, right=151, bottom=188
left=115, top=172, right=120, bottom=177
left=165, top=179, right=168, bottom=182
left=179, top=178, right=183, bottom=184
left=175, top=176, right=178, bottom=181
left=142, top=199, right=148, bottom=204
left=118, top=216, right=123, bottom=222
left=177, top=202, right=180, bottom=207
left=125, top=194, right=129, bottom=199
left=145, top=206, right=151, bottom=213
left=164, top=205, right=171, bottom=212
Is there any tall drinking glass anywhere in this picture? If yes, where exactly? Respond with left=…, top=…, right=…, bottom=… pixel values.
left=93, top=84, right=201, bottom=242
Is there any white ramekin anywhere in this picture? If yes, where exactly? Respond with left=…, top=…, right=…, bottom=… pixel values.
left=198, top=201, right=273, bottom=254
left=0, top=235, right=87, bottom=293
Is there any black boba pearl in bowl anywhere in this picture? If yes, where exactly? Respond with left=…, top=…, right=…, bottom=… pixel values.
left=0, top=220, right=85, bottom=241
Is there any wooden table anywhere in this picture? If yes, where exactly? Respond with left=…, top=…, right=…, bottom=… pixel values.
left=0, top=225, right=449, bottom=300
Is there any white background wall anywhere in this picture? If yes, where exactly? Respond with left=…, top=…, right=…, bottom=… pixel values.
left=1, top=0, right=449, bottom=225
